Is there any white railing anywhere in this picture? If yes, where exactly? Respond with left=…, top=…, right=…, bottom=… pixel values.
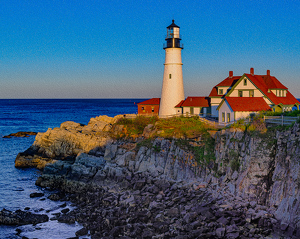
left=264, top=116, right=299, bottom=126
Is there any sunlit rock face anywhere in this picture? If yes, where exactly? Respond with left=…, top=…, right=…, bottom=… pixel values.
left=15, top=115, right=124, bottom=168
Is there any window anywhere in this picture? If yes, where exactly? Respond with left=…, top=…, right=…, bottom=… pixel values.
left=249, top=90, right=254, bottom=97
left=238, top=91, right=243, bottom=97
left=222, top=113, right=225, bottom=122
left=169, top=74, right=172, bottom=79
left=141, top=106, right=145, bottom=112
left=227, top=113, right=230, bottom=122
left=279, top=90, right=281, bottom=97
left=244, top=79, right=247, bottom=86
left=190, top=107, right=194, bottom=115
left=151, top=107, right=154, bottom=113
left=219, top=89, right=223, bottom=95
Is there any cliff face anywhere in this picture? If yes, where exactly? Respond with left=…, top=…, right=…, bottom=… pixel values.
left=213, top=124, right=300, bottom=230
left=15, top=115, right=300, bottom=234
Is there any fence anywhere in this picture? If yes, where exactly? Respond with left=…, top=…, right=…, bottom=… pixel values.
left=264, top=116, right=299, bottom=126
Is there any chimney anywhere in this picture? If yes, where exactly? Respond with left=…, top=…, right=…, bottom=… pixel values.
left=250, top=67, right=254, bottom=75
left=229, top=71, right=233, bottom=78
left=267, top=70, right=270, bottom=76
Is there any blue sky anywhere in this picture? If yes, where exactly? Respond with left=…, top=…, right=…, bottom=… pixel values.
left=1, top=0, right=299, bottom=98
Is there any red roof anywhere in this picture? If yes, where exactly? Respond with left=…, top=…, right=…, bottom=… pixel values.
left=216, top=76, right=241, bottom=87
left=225, top=97, right=271, bottom=111
left=209, top=76, right=240, bottom=97
left=245, top=74, right=299, bottom=105
left=181, top=97, right=210, bottom=107
left=175, top=100, right=184, bottom=108
left=137, top=98, right=160, bottom=105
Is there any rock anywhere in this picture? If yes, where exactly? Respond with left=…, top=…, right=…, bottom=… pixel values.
left=166, top=207, right=179, bottom=217
left=3, top=131, right=37, bottom=138
left=216, top=227, right=225, bottom=238
left=280, top=221, right=289, bottom=231
left=226, top=232, right=239, bottom=239
left=75, top=227, right=88, bottom=236
left=48, top=194, right=60, bottom=201
left=142, top=124, right=156, bottom=138
left=217, top=216, right=229, bottom=226
left=61, top=208, right=70, bottom=214
left=104, top=144, right=118, bottom=161
left=29, top=192, right=44, bottom=198
left=0, top=208, right=48, bottom=225
left=75, top=153, right=105, bottom=169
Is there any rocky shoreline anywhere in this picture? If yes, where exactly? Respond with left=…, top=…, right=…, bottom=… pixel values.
left=12, top=115, right=300, bottom=238
left=34, top=165, right=283, bottom=238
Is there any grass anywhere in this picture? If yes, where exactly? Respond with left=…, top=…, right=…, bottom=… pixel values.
left=155, top=115, right=213, bottom=138
left=114, top=116, right=158, bottom=137
left=113, top=115, right=213, bottom=139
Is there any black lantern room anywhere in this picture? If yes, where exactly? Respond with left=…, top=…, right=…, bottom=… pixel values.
left=163, top=20, right=183, bottom=49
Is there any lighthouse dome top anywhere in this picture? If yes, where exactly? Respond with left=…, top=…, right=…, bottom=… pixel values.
left=167, top=19, right=180, bottom=28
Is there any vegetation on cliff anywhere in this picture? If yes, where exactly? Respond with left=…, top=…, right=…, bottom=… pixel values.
left=113, top=115, right=217, bottom=172
left=114, top=115, right=213, bottom=139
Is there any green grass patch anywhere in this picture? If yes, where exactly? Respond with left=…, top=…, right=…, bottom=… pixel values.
left=115, top=116, right=158, bottom=136
left=156, top=116, right=213, bottom=138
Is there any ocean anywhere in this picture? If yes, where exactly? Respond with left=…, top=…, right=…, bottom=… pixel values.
left=0, top=99, right=144, bottom=239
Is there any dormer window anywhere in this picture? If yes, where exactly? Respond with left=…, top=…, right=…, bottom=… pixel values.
left=244, top=79, right=247, bottom=86
left=219, top=89, right=223, bottom=95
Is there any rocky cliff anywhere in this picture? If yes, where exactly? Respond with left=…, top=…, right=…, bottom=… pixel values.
left=213, top=124, right=300, bottom=234
left=15, top=115, right=300, bottom=238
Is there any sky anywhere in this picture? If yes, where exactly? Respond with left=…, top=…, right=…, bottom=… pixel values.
left=0, top=0, right=299, bottom=99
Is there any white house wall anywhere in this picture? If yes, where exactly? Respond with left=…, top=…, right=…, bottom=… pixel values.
left=219, top=100, right=260, bottom=123
left=218, top=101, right=234, bottom=123
left=183, top=107, right=201, bottom=115
left=216, top=86, right=229, bottom=95
left=235, top=77, right=256, bottom=90
left=229, top=77, right=264, bottom=97
left=211, top=104, right=219, bottom=117
left=235, top=111, right=258, bottom=120
left=210, top=98, right=222, bottom=117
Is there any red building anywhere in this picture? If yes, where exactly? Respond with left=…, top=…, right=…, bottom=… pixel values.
left=137, top=98, right=160, bottom=115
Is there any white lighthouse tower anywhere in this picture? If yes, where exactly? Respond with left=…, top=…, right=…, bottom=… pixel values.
left=159, top=20, right=185, bottom=117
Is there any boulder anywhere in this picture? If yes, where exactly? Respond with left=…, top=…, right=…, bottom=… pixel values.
left=0, top=208, right=48, bottom=225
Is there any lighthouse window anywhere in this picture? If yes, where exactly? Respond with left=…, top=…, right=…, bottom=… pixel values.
left=169, top=74, right=172, bottom=79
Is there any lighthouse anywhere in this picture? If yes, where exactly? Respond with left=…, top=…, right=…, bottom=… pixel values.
left=159, top=20, right=185, bottom=117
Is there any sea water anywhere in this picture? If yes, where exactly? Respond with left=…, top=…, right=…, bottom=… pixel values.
left=0, top=99, right=144, bottom=239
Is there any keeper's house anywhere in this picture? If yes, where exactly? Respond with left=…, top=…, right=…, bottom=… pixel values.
left=212, top=68, right=299, bottom=123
